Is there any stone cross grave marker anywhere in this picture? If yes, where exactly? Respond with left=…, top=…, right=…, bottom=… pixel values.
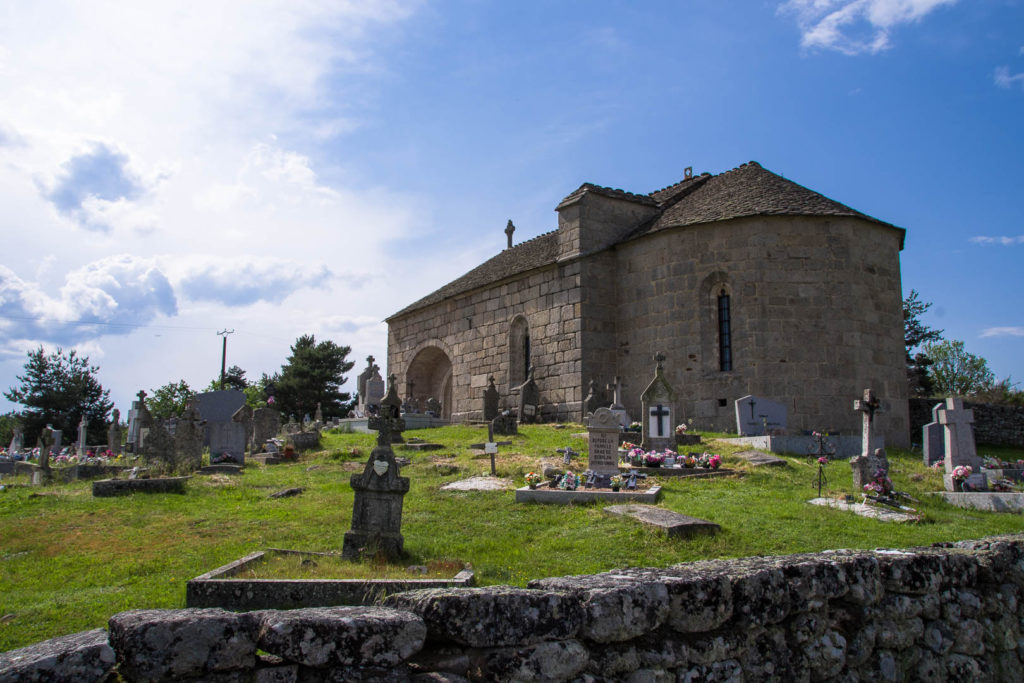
left=39, top=425, right=55, bottom=473
left=939, top=397, right=986, bottom=491
left=587, top=407, right=622, bottom=487
left=517, top=368, right=540, bottom=423
left=641, top=353, right=676, bottom=452
left=483, top=376, right=500, bottom=421
left=607, top=376, right=630, bottom=428
left=922, top=401, right=945, bottom=466
left=343, top=374, right=410, bottom=561
left=107, top=409, right=122, bottom=456
left=734, top=395, right=787, bottom=436
left=853, top=389, right=882, bottom=459
left=77, top=417, right=88, bottom=457
left=9, top=424, right=23, bottom=454
left=176, top=399, right=206, bottom=470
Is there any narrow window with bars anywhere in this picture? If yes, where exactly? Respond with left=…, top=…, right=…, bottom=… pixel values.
left=717, top=289, right=732, bottom=371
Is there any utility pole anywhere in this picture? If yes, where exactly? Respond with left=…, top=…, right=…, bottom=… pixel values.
left=217, top=329, right=235, bottom=390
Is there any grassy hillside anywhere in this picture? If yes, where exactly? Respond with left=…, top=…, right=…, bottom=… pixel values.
left=1, top=423, right=1021, bottom=651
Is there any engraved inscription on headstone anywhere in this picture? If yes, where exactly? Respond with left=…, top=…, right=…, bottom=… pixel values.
left=587, top=408, right=621, bottom=477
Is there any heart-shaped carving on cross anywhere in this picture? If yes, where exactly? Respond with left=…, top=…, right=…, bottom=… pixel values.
left=373, top=459, right=389, bottom=476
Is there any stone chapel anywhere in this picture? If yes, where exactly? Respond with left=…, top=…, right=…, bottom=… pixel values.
left=386, top=161, right=910, bottom=446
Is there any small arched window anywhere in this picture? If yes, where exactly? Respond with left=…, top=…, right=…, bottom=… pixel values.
left=717, top=288, right=732, bottom=372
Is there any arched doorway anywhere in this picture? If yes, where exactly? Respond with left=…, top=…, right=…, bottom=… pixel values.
left=405, top=346, right=453, bottom=420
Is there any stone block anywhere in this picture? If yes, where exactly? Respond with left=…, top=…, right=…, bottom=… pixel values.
left=256, top=607, right=425, bottom=669
left=383, top=586, right=583, bottom=647
left=0, top=628, right=115, bottom=683
left=603, top=505, right=720, bottom=538
left=108, top=608, right=258, bottom=682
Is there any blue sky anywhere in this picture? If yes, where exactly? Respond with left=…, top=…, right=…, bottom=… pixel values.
left=0, top=0, right=1021, bottom=415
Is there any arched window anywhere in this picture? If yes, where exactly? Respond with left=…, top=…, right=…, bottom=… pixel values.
left=509, top=316, right=531, bottom=384
left=717, top=288, right=732, bottom=372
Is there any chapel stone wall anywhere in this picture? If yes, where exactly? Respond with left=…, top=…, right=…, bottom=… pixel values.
left=387, top=260, right=584, bottom=422
left=609, top=214, right=909, bottom=446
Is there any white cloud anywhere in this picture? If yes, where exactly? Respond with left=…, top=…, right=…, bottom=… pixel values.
left=980, top=327, right=1024, bottom=338
left=995, top=66, right=1024, bottom=90
left=779, top=0, right=957, bottom=54
left=970, top=235, right=1024, bottom=246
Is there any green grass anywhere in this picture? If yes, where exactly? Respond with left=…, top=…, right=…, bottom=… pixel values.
left=1, top=423, right=1021, bottom=651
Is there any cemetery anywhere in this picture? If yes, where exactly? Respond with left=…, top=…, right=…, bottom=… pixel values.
left=4, top=362, right=1024, bottom=679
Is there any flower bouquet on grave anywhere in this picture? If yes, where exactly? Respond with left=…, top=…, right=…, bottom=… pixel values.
left=683, top=455, right=697, bottom=468
left=813, top=456, right=829, bottom=497
left=628, top=447, right=645, bottom=466
left=951, top=465, right=973, bottom=492
left=524, top=471, right=543, bottom=489
left=558, top=471, right=579, bottom=491
left=675, top=423, right=688, bottom=436
left=628, top=421, right=642, bottom=433
left=610, top=475, right=623, bottom=492
left=863, top=469, right=918, bottom=511
left=662, top=449, right=677, bottom=466
left=642, top=451, right=664, bottom=468
left=991, top=478, right=1018, bottom=493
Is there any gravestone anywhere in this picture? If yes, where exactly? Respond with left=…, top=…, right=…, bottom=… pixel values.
left=607, top=376, right=630, bottom=429
left=141, top=421, right=177, bottom=471
left=482, top=376, right=500, bottom=421
left=734, top=395, right=787, bottom=436
left=922, top=402, right=945, bottom=466
left=196, top=390, right=247, bottom=464
left=232, top=405, right=254, bottom=456
left=492, top=411, right=518, bottom=436
left=342, top=375, right=410, bottom=561
left=48, top=429, right=63, bottom=459
left=175, top=399, right=206, bottom=470
left=252, top=407, right=281, bottom=453
left=851, top=448, right=889, bottom=492
left=9, top=425, right=23, bottom=454
left=426, top=397, right=442, bottom=417
left=641, top=353, right=676, bottom=452
left=107, top=409, right=122, bottom=456
left=126, top=390, right=150, bottom=452
left=938, top=397, right=986, bottom=491
left=850, top=389, right=887, bottom=491
left=583, top=378, right=604, bottom=419
left=356, top=356, right=381, bottom=412
left=38, top=425, right=55, bottom=476
left=77, top=417, right=88, bottom=457
left=365, top=372, right=385, bottom=411
left=516, top=368, right=540, bottom=423
left=586, top=408, right=621, bottom=486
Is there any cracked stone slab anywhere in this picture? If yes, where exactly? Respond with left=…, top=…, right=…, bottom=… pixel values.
left=808, top=497, right=919, bottom=523
left=441, top=477, right=512, bottom=491
left=735, top=450, right=787, bottom=467
left=604, top=505, right=720, bottom=538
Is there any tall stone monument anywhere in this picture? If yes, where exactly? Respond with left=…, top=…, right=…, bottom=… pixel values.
left=850, top=389, right=888, bottom=491
left=77, top=417, right=89, bottom=457
left=938, top=397, right=986, bottom=491
left=176, top=399, right=206, bottom=470
left=107, top=409, right=122, bottom=456
left=587, top=407, right=622, bottom=488
left=641, top=353, right=676, bottom=452
left=483, top=376, right=500, bottom=421
left=342, top=375, right=410, bottom=561
left=9, top=424, right=23, bottom=454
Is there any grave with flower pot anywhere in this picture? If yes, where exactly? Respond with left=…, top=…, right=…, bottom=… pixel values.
left=620, top=447, right=736, bottom=479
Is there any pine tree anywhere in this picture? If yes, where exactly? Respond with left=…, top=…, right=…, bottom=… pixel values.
left=272, top=334, right=354, bottom=420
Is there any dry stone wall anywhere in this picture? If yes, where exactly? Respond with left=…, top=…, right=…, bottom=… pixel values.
left=5, top=534, right=1024, bottom=682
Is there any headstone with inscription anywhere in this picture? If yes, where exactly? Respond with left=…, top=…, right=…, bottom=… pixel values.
left=641, top=353, right=676, bottom=452
left=587, top=407, right=622, bottom=488
left=342, top=374, right=410, bottom=561
left=734, top=395, right=787, bottom=436
left=364, top=371, right=385, bottom=410
left=483, top=376, right=500, bottom=421
left=516, top=368, right=540, bottom=423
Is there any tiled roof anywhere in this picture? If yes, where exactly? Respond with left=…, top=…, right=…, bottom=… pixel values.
left=639, top=161, right=901, bottom=237
left=385, top=231, right=560, bottom=321
left=388, top=161, right=903, bottom=321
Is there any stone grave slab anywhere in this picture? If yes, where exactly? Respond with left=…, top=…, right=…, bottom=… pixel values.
left=515, top=485, right=662, bottom=505
left=933, top=492, right=1024, bottom=512
left=440, top=476, right=512, bottom=491
left=92, top=477, right=190, bottom=497
left=735, top=395, right=787, bottom=436
left=603, top=504, right=720, bottom=538
left=250, top=454, right=282, bottom=466
left=807, top=497, right=919, bottom=523
left=198, top=464, right=244, bottom=475
left=735, top=450, right=787, bottom=467
left=400, top=442, right=444, bottom=452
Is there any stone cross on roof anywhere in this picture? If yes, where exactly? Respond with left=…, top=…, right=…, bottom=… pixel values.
left=505, top=219, right=515, bottom=249
left=136, top=389, right=147, bottom=403
left=369, top=374, right=405, bottom=447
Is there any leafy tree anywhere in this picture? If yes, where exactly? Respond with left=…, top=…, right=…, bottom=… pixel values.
left=903, top=290, right=944, bottom=397
left=3, top=346, right=113, bottom=446
left=146, top=380, right=195, bottom=419
left=974, top=377, right=1024, bottom=407
left=243, top=373, right=275, bottom=409
left=204, top=365, right=248, bottom=392
left=272, top=334, right=354, bottom=420
left=924, top=339, right=995, bottom=397
left=0, top=411, right=20, bottom=448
